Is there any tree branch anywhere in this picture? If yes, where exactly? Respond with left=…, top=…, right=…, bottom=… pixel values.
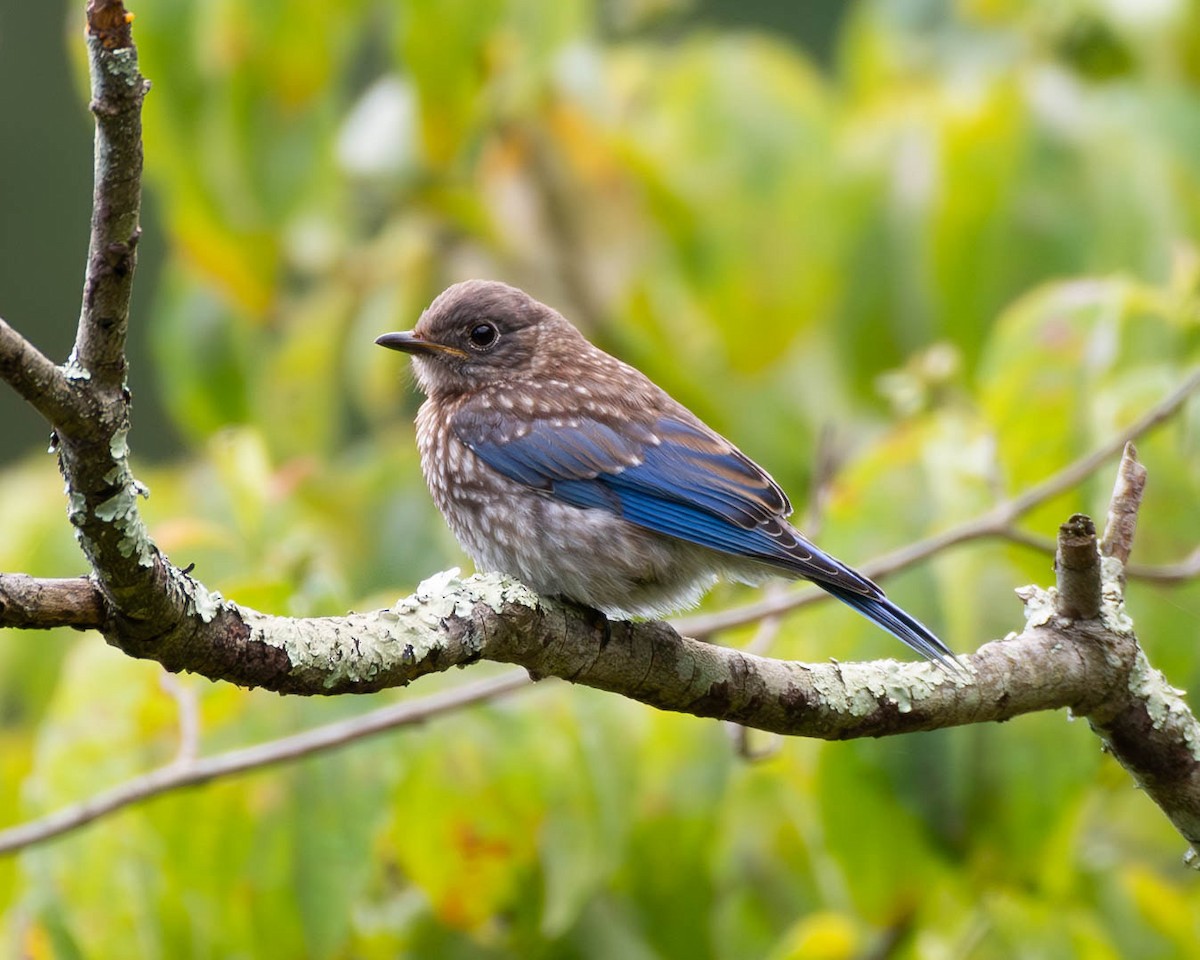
left=1101, top=441, right=1148, bottom=564
left=0, top=319, right=87, bottom=432
left=0, top=560, right=1142, bottom=736
left=75, top=0, right=146, bottom=391
left=0, top=575, right=106, bottom=630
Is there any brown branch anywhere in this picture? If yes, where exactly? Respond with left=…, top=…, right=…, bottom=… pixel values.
left=0, top=320, right=88, bottom=433
left=0, top=555, right=1145, bottom=740
left=76, top=0, right=146, bottom=391
left=1101, top=441, right=1148, bottom=564
left=0, top=671, right=531, bottom=855
left=0, top=575, right=107, bottom=630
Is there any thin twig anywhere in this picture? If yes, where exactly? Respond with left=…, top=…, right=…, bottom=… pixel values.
left=0, top=671, right=532, bottom=855
left=1102, top=442, right=1149, bottom=564
left=159, top=673, right=201, bottom=765
left=1126, top=548, right=1200, bottom=584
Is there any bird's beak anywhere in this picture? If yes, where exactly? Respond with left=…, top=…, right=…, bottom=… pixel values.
left=374, top=331, right=468, bottom=359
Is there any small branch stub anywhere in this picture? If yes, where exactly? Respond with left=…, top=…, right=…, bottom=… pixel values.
left=0, top=575, right=106, bottom=631
left=1056, top=513, right=1101, bottom=620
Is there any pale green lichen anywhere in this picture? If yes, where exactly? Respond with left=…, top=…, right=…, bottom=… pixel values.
left=254, top=570, right=538, bottom=689
left=261, top=606, right=447, bottom=690
left=394, top=569, right=539, bottom=620
left=862, top=663, right=948, bottom=714
left=109, top=428, right=129, bottom=461
left=810, top=667, right=877, bottom=717
left=63, top=351, right=91, bottom=382
left=95, top=488, right=137, bottom=523
left=1099, top=555, right=1134, bottom=636
left=1127, top=649, right=1200, bottom=762
left=1017, top=584, right=1057, bottom=629
left=93, top=480, right=154, bottom=567
left=185, top=581, right=227, bottom=624
left=106, top=46, right=143, bottom=88
left=67, top=491, right=88, bottom=527
left=809, top=659, right=952, bottom=718
left=72, top=424, right=157, bottom=568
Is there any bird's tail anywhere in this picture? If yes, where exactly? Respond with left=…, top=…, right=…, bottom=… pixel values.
left=821, top=583, right=959, bottom=672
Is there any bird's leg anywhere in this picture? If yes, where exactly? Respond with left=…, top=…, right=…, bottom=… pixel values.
left=561, top=599, right=615, bottom=650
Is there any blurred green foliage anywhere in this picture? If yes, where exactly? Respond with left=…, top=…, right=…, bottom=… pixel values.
left=2, top=0, right=1200, bottom=956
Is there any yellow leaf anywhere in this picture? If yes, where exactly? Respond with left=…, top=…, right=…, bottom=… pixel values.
left=770, top=911, right=861, bottom=960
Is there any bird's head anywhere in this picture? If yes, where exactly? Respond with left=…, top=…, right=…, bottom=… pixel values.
left=376, top=279, right=582, bottom=397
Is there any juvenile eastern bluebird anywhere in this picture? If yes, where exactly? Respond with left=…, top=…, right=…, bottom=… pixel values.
left=376, top=280, right=955, bottom=666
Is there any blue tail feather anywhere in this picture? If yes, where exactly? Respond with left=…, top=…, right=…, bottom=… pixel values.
left=822, top=585, right=958, bottom=671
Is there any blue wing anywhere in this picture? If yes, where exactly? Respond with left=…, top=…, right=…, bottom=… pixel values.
left=452, top=404, right=954, bottom=666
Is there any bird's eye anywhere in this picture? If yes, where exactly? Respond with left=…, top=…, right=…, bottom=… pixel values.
left=468, top=322, right=498, bottom=350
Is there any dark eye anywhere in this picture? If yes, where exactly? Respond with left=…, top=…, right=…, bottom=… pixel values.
left=468, top=322, right=498, bottom=349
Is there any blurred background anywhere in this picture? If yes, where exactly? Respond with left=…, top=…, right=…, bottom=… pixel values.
left=2, top=0, right=1200, bottom=956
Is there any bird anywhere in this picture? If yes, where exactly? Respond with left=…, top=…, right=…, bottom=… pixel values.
left=376, top=279, right=955, bottom=667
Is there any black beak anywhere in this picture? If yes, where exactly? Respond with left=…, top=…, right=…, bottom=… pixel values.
left=375, top=331, right=467, bottom=358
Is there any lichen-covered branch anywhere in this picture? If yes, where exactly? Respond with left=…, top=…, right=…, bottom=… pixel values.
left=75, top=0, right=146, bottom=391
left=1092, top=647, right=1200, bottom=868
left=1084, top=444, right=1200, bottom=865
left=0, top=564, right=1138, bottom=736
